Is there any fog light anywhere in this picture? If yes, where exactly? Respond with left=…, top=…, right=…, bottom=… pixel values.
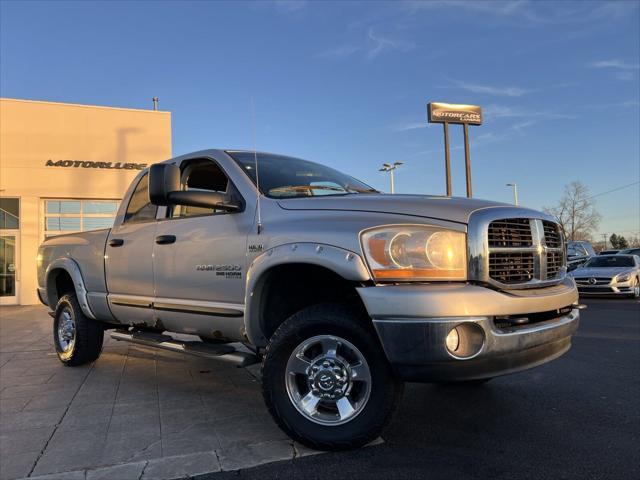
left=445, top=322, right=485, bottom=359
left=445, top=327, right=460, bottom=353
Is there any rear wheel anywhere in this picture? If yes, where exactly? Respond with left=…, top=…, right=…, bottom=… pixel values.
left=53, top=294, right=104, bottom=366
left=262, top=303, right=403, bottom=451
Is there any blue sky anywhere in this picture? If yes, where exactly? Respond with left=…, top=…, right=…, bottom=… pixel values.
left=1, top=0, right=639, bottom=240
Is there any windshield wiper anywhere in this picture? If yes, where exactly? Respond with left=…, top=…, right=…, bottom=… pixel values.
left=268, top=185, right=349, bottom=197
left=345, top=184, right=379, bottom=194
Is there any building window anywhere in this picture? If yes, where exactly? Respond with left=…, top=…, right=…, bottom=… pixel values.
left=0, top=198, right=20, bottom=230
left=44, top=199, right=119, bottom=236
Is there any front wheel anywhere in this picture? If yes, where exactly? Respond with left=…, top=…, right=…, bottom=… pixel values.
left=53, top=293, right=104, bottom=366
left=261, top=303, right=403, bottom=451
left=631, top=278, right=640, bottom=299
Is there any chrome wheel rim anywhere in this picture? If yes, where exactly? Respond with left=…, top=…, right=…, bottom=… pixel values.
left=57, top=308, right=76, bottom=353
left=634, top=280, right=640, bottom=298
left=285, top=335, right=371, bottom=426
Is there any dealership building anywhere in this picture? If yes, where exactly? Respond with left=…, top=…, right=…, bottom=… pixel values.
left=0, top=98, right=172, bottom=305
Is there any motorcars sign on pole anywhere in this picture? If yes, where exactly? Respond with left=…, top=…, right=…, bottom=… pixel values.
left=427, top=102, right=482, bottom=198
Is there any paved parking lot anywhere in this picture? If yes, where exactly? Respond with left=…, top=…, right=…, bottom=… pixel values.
left=196, top=297, right=640, bottom=480
left=0, top=306, right=320, bottom=480
left=2, top=298, right=638, bottom=480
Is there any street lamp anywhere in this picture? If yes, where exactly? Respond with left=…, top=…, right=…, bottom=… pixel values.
left=506, top=183, right=519, bottom=206
left=379, top=162, right=404, bottom=194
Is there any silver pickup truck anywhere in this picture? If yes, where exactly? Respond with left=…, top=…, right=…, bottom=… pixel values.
left=37, top=149, right=580, bottom=450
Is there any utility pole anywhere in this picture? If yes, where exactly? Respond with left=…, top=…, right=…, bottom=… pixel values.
left=379, top=162, right=403, bottom=194
left=506, top=183, right=519, bottom=206
left=601, top=233, right=607, bottom=250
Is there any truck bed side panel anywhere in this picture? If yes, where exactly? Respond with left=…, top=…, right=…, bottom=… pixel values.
left=38, top=229, right=110, bottom=293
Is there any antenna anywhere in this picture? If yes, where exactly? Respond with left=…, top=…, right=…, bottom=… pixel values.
left=251, top=98, right=262, bottom=234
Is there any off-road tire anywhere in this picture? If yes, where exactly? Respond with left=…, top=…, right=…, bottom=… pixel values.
left=53, top=294, right=104, bottom=366
left=261, top=303, right=403, bottom=451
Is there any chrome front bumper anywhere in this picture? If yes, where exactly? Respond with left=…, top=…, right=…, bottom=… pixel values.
left=356, top=277, right=580, bottom=382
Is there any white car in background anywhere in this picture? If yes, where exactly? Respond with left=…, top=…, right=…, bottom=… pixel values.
left=570, top=255, right=640, bottom=298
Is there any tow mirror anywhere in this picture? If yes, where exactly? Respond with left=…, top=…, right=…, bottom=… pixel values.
left=149, top=163, right=240, bottom=211
left=149, top=163, right=180, bottom=206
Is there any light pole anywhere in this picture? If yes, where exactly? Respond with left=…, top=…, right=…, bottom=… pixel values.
left=506, top=183, right=519, bottom=206
left=379, top=162, right=403, bottom=194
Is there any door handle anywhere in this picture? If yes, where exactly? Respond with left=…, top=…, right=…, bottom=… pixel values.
left=108, top=238, right=124, bottom=247
left=155, top=235, right=176, bottom=245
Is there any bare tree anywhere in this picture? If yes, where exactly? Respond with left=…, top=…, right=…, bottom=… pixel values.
left=544, top=181, right=601, bottom=242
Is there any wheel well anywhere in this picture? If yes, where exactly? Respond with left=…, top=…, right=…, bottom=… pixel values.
left=47, top=269, right=75, bottom=307
left=259, top=264, right=368, bottom=340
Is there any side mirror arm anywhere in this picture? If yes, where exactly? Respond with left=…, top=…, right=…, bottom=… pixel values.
left=166, top=191, right=240, bottom=211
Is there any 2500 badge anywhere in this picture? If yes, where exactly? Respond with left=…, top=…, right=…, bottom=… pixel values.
left=196, top=264, right=242, bottom=279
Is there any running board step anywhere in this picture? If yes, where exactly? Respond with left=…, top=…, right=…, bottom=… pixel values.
left=110, top=330, right=259, bottom=367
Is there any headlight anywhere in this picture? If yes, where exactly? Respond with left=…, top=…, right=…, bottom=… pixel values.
left=360, top=225, right=467, bottom=281
left=616, top=273, right=631, bottom=283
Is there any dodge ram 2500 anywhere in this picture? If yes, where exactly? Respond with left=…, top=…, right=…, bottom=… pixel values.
left=37, top=149, right=580, bottom=450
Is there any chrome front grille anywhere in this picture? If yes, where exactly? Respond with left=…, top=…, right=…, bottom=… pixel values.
left=468, top=210, right=567, bottom=289
left=542, top=221, right=562, bottom=249
left=489, top=251, right=535, bottom=283
left=547, top=251, right=564, bottom=279
left=488, top=218, right=533, bottom=248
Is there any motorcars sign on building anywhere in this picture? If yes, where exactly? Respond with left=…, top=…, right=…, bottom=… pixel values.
left=0, top=97, right=172, bottom=306
left=428, top=102, right=482, bottom=125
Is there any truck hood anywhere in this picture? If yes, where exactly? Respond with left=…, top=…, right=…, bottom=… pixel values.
left=277, top=194, right=510, bottom=224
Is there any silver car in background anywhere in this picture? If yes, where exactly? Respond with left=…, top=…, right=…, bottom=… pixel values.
left=567, top=240, right=596, bottom=271
left=570, top=255, right=640, bottom=298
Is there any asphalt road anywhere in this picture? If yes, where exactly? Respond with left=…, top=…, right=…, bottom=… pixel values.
left=197, top=298, right=640, bottom=480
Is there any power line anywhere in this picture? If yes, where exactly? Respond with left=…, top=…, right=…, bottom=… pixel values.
left=588, top=181, right=640, bottom=199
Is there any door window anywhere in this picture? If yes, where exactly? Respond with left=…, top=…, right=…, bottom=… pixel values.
left=171, top=160, right=230, bottom=218
left=124, top=173, right=158, bottom=224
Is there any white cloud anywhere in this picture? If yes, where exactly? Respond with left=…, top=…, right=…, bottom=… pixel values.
left=590, top=59, right=640, bottom=70
left=450, top=80, right=533, bottom=97
left=405, top=0, right=532, bottom=18
left=316, top=45, right=360, bottom=59
left=615, top=71, right=634, bottom=81
left=393, top=121, right=430, bottom=132
left=366, top=28, right=414, bottom=59
left=317, top=28, right=413, bottom=62
left=483, top=104, right=577, bottom=120
left=583, top=100, right=640, bottom=110
left=272, top=0, right=306, bottom=13
left=403, top=0, right=639, bottom=25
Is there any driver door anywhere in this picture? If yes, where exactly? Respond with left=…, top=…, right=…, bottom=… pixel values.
left=152, top=158, right=253, bottom=339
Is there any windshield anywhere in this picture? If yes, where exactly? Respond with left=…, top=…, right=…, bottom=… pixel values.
left=584, top=256, right=635, bottom=268
left=228, top=152, right=378, bottom=198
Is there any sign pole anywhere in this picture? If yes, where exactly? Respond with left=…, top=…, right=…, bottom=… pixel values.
left=428, top=102, right=482, bottom=198
left=443, top=122, right=452, bottom=196
left=463, top=123, right=472, bottom=198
